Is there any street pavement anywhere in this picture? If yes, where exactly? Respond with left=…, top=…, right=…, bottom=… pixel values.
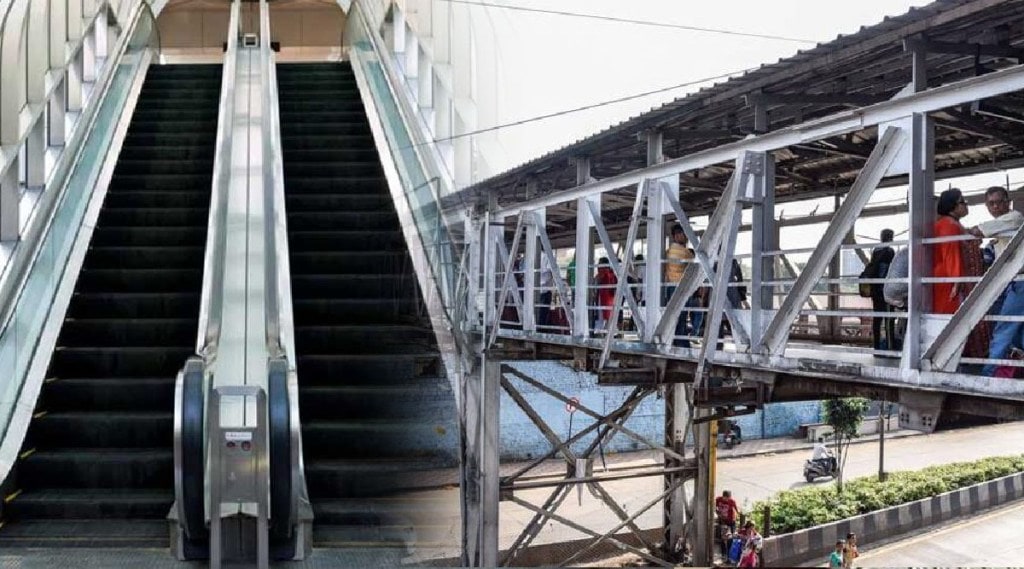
left=809, top=499, right=1024, bottom=567
left=404, top=421, right=1024, bottom=563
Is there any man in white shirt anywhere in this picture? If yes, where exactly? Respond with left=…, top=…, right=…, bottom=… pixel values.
left=811, top=436, right=835, bottom=471
left=969, top=187, right=1024, bottom=376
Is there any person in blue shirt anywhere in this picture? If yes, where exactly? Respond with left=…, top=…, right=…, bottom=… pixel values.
left=829, top=539, right=846, bottom=568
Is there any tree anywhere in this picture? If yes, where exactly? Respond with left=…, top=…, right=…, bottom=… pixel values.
left=822, top=397, right=869, bottom=492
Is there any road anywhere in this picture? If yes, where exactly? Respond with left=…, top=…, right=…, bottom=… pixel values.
left=830, top=500, right=1024, bottom=566
left=404, top=421, right=1024, bottom=561
left=496, top=422, right=1024, bottom=550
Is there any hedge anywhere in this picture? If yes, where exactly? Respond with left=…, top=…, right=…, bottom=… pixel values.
left=749, top=454, right=1024, bottom=534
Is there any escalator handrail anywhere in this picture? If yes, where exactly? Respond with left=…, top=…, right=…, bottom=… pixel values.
left=259, top=0, right=307, bottom=542
left=173, top=357, right=207, bottom=543
left=195, top=0, right=241, bottom=358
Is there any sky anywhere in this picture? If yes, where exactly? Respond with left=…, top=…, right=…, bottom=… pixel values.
left=470, top=0, right=935, bottom=179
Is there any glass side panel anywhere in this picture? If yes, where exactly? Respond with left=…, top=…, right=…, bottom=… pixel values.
left=0, top=22, right=153, bottom=442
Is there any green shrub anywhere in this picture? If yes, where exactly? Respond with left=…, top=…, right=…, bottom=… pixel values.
left=749, top=454, right=1024, bottom=534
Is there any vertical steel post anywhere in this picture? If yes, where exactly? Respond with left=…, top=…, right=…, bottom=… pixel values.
left=904, top=113, right=934, bottom=369
left=480, top=359, right=501, bottom=567
left=574, top=157, right=596, bottom=339
left=523, top=209, right=542, bottom=332
left=750, top=153, right=775, bottom=347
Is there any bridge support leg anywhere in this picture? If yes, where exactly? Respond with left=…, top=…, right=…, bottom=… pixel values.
left=460, top=357, right=500, bottom=567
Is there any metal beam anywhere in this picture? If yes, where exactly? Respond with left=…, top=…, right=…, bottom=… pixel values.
left=746, top=92, right=889, bottom=107
left=904, top=37, right=1024, bottom=62
left=758, top=126, right=906, bottom=354
left=654, top=166, right=743, bottom=345
left=599, top=182, right=647, bottom=368
left=483, top=62, right=1024, bottom=218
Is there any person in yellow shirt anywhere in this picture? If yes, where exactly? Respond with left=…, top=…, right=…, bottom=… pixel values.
left=665, top=225, right=695, bottom=347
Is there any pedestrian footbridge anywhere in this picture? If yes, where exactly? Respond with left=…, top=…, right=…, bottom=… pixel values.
left=0, top=0, right=1024, bottom=567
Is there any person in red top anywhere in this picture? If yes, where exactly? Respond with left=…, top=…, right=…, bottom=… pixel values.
left=932, top=188, right=969, bottom=314
left=715, top=489, right=739, bottom=532
left=595, top=257, right=617, bottom=331
left=737, top=539, right=760, bottom=568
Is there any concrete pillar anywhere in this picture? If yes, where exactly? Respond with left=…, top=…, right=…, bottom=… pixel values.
left=26, top=119, right=46, bottom=188
left=1, top=157, right=20, bottom=241
left=48, top=83, right=67, bottom=147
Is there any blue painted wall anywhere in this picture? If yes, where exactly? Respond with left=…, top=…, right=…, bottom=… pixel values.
left=500, top=362, right=823, bottom=461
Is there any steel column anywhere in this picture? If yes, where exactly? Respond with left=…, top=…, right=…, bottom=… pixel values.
left=904, top=113, right=934, bottom=369
left=750, top=153, right=776, bottom=346
left=574, top=191, right=598, bottom=339
left=461, top=357, right=500, bottom=567
left=523, top=209, right=541, bottom=332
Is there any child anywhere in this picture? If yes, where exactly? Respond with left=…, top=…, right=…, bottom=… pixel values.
left=829, top=540, right=846, bottom=568
left=737, top=540, right=759, bottom=568
left=843, top=532, right=859, bottom=568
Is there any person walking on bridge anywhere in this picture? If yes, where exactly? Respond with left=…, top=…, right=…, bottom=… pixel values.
left=968, top=186, right=1024, bottom=376
left=933, top=188, right=990, bottom=359
left=664, top=225, right=695, bottom=347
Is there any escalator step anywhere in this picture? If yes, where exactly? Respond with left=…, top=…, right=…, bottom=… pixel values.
left=0, top=519, right=169, bottom=548
left=66, top=292, right=200, bottom=319
left=291, top=298, right=417, bottom=325
left=285, top=193, right=391, bottom=212
left=4, top=489, right=173, bottom=520
left=17, top=449, right=174, bottom=489
left=293, top=325, right=431, bottom=354
left=74, top=268, right=203, bottom=293
left=42, top=377, right=175, bottom=412
left=97, top=207, right=209, bottom=227
left=28, top=412, right=173, bottom=448
left=58, top=318, right=196, bottom=346
left=83, top=246, right=205, bottom=269
left=49, top=347, right=195, bottom=378
left=90, top=226, right=207, bottom=247
left=286, top=230, right=405, bottom=252
left=288, top=251, right=408, bottom=275
left=285, top=211, right=397, bottom=231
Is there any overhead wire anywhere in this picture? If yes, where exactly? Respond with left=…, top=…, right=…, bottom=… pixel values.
left=437, top=0, right=820, bottom=45
left=419, top=66, right=759, bottom=146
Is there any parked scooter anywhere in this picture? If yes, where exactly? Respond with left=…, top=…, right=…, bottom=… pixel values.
left=803, top=454, right=838, bottom=482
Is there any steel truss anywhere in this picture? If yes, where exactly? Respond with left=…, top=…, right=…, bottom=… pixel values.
left=458, top=59, right=1024, bottom=568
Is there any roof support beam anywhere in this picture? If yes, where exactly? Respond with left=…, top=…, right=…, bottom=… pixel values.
left=904, top=37, right=1024, bottom=62
left=745, top=93, right=889, bottom=106
left=485, top=62, right=1024, bottom=218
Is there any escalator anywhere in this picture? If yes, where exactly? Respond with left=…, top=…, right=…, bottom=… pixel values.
left=0, top=64, right=221, bottom=547
left=277, top=62, right=455, bottom=551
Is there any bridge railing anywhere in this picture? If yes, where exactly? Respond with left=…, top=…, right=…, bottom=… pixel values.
left=463, top=64, right=1024, bottom=401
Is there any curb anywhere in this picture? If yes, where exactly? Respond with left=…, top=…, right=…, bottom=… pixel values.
left=760, top=470, right=1024, bottom=567
left=717, top=430, right=922, bottom=461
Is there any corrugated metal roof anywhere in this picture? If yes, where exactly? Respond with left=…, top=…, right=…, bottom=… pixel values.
left=447, top=0, right=1024, bottom=227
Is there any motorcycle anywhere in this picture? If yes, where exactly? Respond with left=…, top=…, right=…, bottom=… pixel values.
left=718, top=424, right=742, bottom=449
left=803, top=455, right=838, bottom=483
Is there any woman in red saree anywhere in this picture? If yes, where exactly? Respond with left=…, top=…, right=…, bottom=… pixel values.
left=595, top=257, right=617, bottom=330
left=932, top=188, right=991, bottom=357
